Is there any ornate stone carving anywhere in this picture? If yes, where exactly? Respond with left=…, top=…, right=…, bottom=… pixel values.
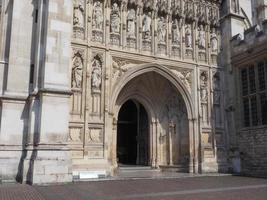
left=110, top=2, right=121, bottom=45
left=127, top=8, right=136, bottom=38
left=110, top=3, right=120, bottom=33
left=73, top=0, right=85, bottom=38
left=92, top=1, right=104, bottom=30
left=142, top=12, right=152, bottom=40
left=198, top=25, right=206, bottom=49
left=171, top=69, right=192, bottom=93
left=209, top=6, right=219, bottom=27
left=172, top=19, right=181, bottom=45
left=157, top=16, right=167, bottom=43
left=171, top=0, right=182, bottom=17
left=88, top=128, right=103, bottom=143
left=185, top=24, right=192, bottom=48
left=91, top=56, right=102, bottom=91
left=143, top=0, right=154, bottom=10
left=157, top=0, right=168, bottom=13
left=111, top=57, right=143, bottom=87
left=200, top=71, right=208, bottom=103
left=69, top=127, right=82, bottom=142
left=197, top=3, right=206, bottom=24
left=184, top=0, right=194, bottom=20
left=92, top=1, right=104, bottom=42
left=72, top=50, right=84, bottom=88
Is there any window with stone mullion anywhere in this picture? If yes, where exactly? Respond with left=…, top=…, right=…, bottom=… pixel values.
left=241, top=67, right=250, bottom=127
left=258, top=61, right=267, bottom=125
left=240, top=61, right=267, bottom=127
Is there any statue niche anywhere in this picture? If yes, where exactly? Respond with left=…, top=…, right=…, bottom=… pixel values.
left=198, top=25, right=206, bottom=49
left=210, top=28, right=218, bottom=53
left=91, top=55, right=103, bottom=115
left=71, top=49, right=84, bottom=114
left=72, top=51, right=84, bottom=89
left=142, top=11, right=152, bottom=51
left=200, top=71, right=209, bottom=126
left=92, top=1, right=104, bottom=42
left=91, top=57, right=102, bottom=92
left=171, top=18, right=181, bottom=57
left=142, top=11, right=152, bottom=40
left=127, top=6, right=137, bottom=48
left=110, top=2, right=121, bottom=46
left=73, top=0, right=85, bottom=39
left=157, top=15, right=167, bottom=55
left=157, top=16, right=167, bottom=44
left=185, top=24, right=192, bottom=48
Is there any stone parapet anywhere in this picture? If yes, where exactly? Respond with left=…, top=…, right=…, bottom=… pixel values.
left=231, top=20, right=267, bottom=58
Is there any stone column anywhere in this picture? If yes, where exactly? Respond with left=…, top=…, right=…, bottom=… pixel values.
left=0, top=0, right=36, bottom=182
left=28, top=0, right=73, bottom=184
left=168, top=121, right=174, bottom=166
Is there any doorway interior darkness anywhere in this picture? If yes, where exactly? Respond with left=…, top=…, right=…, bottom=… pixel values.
left=117, top=100, right=149, bottom=166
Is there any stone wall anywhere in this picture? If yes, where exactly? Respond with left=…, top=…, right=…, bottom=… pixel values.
left=231, top=19, right=267, bottom=178
left=237, top=128, right=267, bottom=177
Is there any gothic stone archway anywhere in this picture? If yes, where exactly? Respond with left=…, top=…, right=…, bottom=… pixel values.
left=110, top=64, right=198, bottom=172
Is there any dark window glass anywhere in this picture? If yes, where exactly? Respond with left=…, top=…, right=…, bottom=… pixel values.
left=260, top=93, right=267, bottom=125
left=258, top=62, right=266, bottom=91
left=251, top=96, right=258, bottom=126
left=249, top=66, right=256, bottom=94
left=243, top=98, right=250, bottom=127
left=30, top=64, right=34, bottom=84
left=241, top=68, right=248, bottom=96
left=240, top=61, right=267, bottom=127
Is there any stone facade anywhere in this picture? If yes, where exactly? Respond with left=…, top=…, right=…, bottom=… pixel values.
left=230, top=19, right=267, bottom=177
left=0, top=0, right=266, bottom=184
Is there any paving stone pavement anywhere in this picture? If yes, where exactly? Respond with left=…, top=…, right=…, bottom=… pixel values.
left=1, top=176, right=267, bottom=200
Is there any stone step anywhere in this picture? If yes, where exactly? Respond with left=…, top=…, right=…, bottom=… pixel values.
left=159, top=165, right=189, bottom=173
left=118, top=166, right=155, bottom=171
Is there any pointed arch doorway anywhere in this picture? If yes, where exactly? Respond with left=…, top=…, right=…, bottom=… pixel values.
left=117, top=99, right=149, bottom=166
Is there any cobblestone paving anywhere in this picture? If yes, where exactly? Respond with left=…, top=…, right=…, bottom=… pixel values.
left=1, top=176, right=267, bottom=200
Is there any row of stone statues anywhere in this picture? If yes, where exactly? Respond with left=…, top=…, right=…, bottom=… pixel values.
left=72, top=51, right=102, bottom=92
left=73, top=0, right=218, bottom=52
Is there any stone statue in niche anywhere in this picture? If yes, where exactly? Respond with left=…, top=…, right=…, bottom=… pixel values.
left=172, top=19, right=180, bottom=45
left=157, top=17, right=166, bottom=43
left=210, top=28, right=218, bottom=52
left=197, top=4, right=205, bottom=22
left=92, top=1, right=104, bottom=30
left=127, top=8, right=136, bottom=38
left=184, top=1, right=193, bottom=19
left=200, top=72, right=208, bottom=103
left=143, top=12, right=152, bottom=39
left=198, top=25, right=206, bottom=49
left=185, top=25, right=192, bottom=48
left=110, top=3, right=120, bottom=33
left=73, top=0, right=85, bottom=28
left=91, top=58, right=102, bottom=90
left=72, top=55, right=83, bottom=88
